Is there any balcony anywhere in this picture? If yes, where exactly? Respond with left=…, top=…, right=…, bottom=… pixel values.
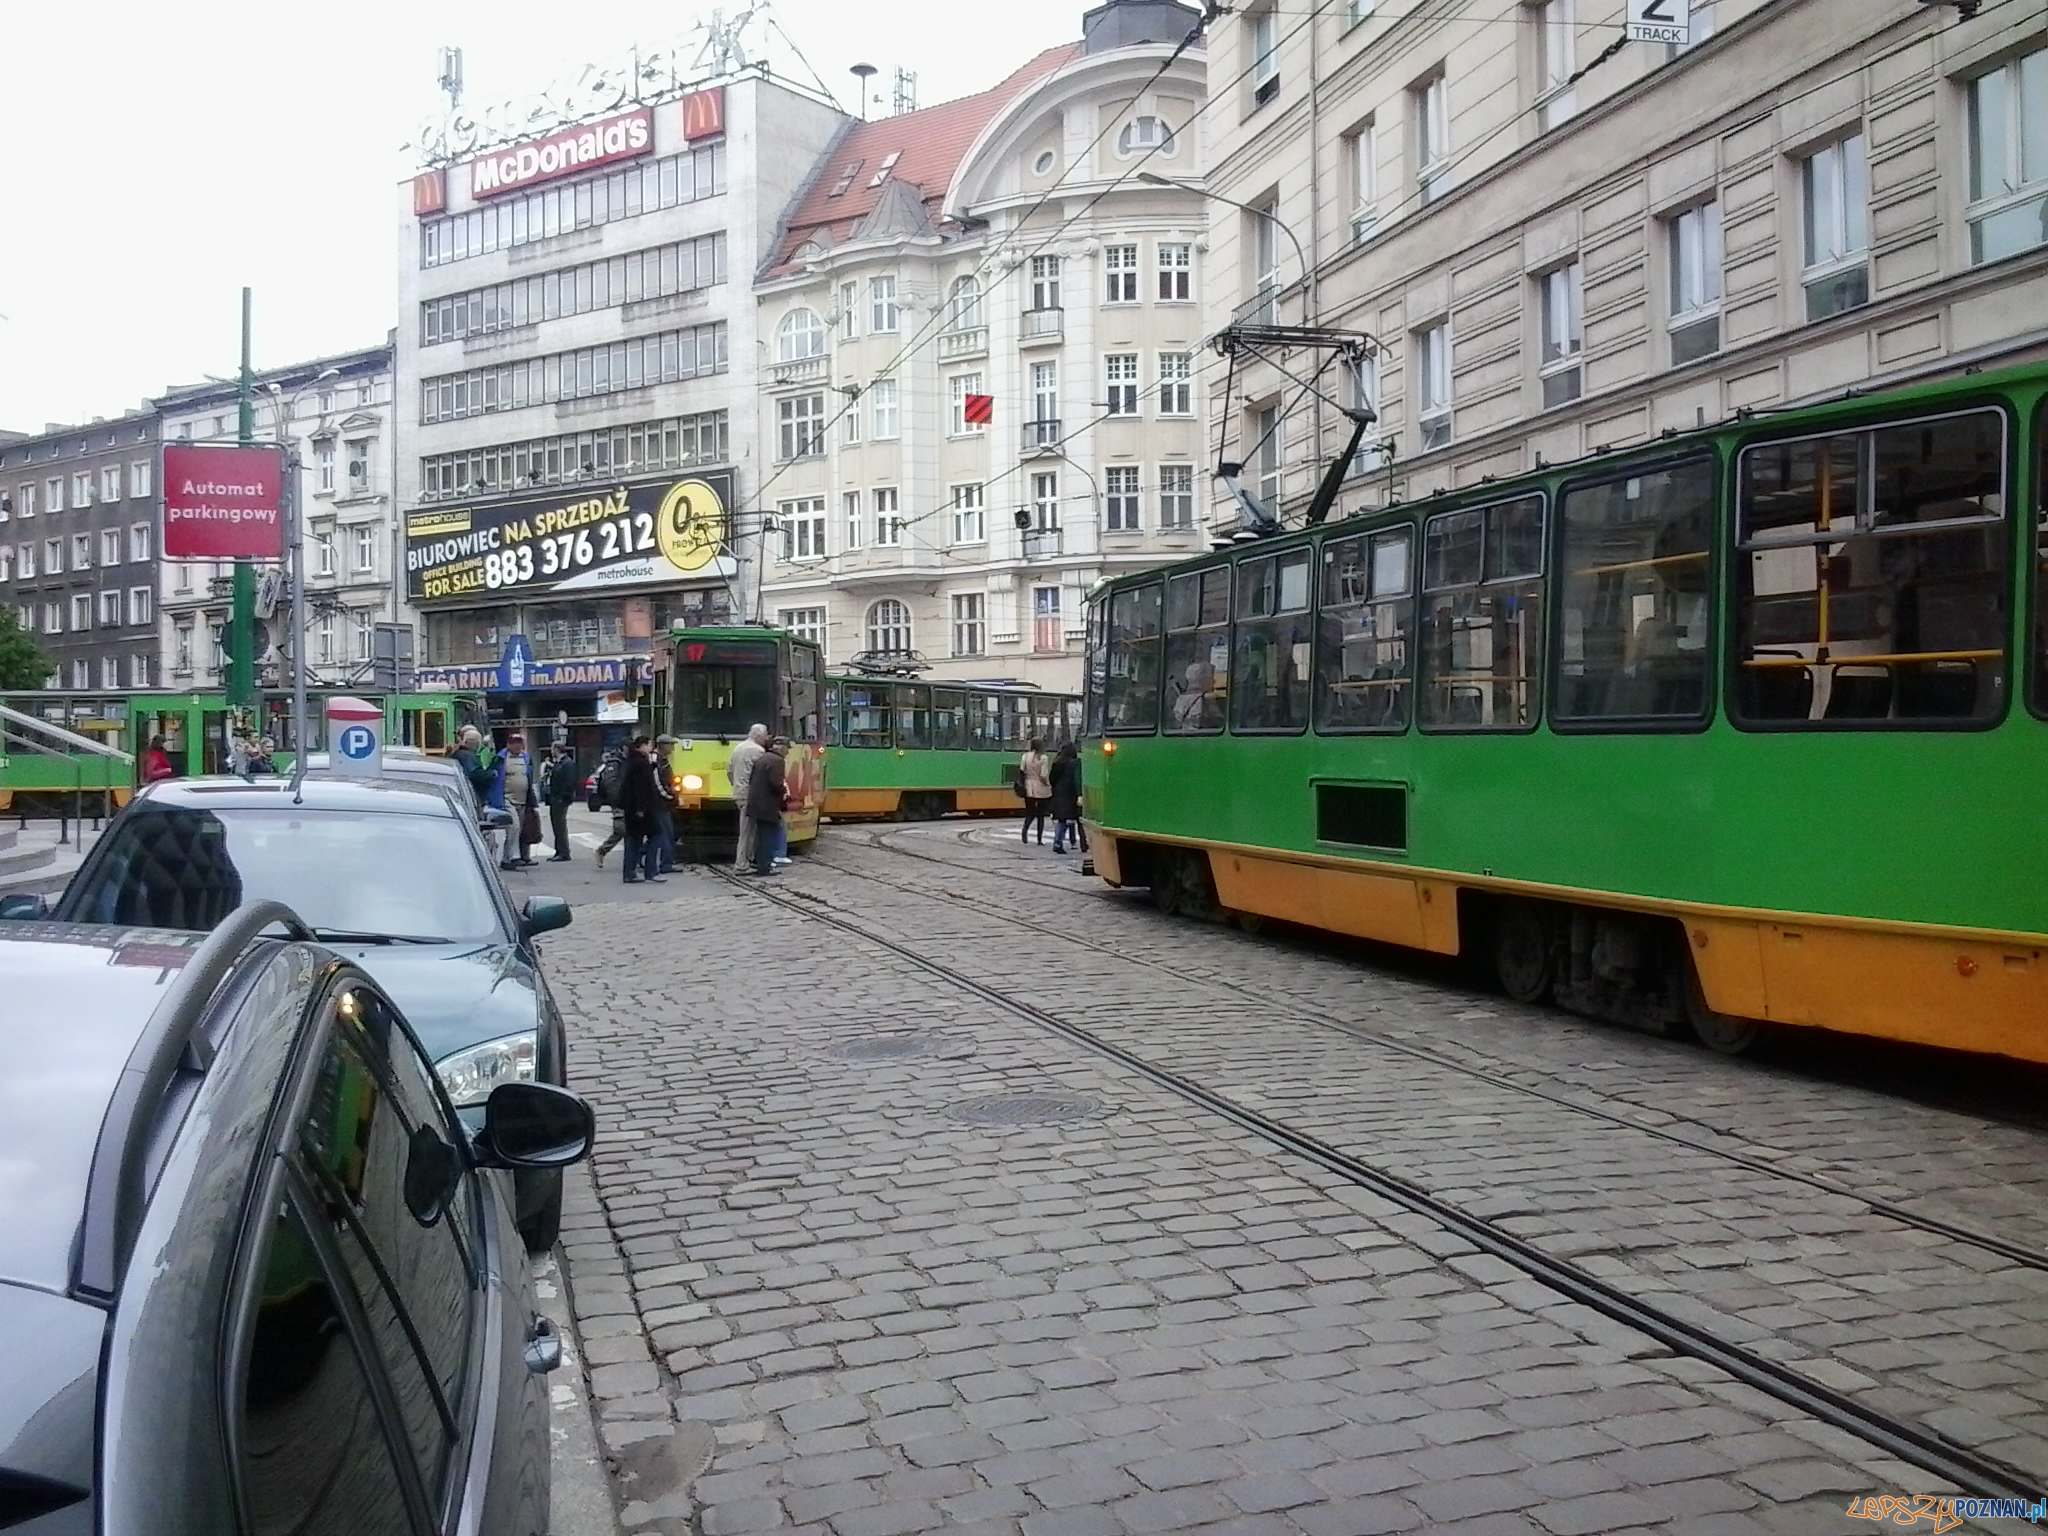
left=771, top=355, right=830, bottom=387
left=1022, top=528, right=1064, bottom=559
left=938, top=327, right=988, bottom=362
left=1020, top=419, right=1061, bottom=454
left=1020, top=307, right=1064, bottom=345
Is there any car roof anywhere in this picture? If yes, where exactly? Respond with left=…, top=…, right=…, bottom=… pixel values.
left=0, top=924, right=204, bottom=1293
left=134, top=775, right=460, bottom=815
left=297, top=749, right=448, bottom=771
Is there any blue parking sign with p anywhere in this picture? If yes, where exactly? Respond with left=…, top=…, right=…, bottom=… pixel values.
left=338, top=725, right=378, bottom=760
left=326, top=699, right=384, bottom=778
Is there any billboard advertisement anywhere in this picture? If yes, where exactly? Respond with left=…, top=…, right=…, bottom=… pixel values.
left=467, top=108, right=653, bottom=199
left=162, top=444, right=286, bottom=560
left=403, top=471, right=734, bottom=603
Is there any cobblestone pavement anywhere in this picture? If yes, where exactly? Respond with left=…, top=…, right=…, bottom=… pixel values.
left=530, top=825, right=2048, bottom=1535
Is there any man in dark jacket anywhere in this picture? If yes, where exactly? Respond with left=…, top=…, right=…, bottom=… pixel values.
left=747, top=740, right=787, bottom=877
left=543, top=744, right=579, bottom=862
left=619, top=735, right=666, bottom=885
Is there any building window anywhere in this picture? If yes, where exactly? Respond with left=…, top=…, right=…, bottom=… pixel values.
left=950, top=483, right=985, bottom=545
left=1344, top=121, right=1378, bottom=243
left=71, top=658, right=89, bottom=690
left=1349, top=354, right=1386, bottom=477
left=130, top=460, right=151, bottom=498
left=776, top=307, right=826, bottom=361
left=174, top=620, right=193, bottom=675
left=16, top=483, right=33, bottom=518
left=1252, top=405, right=1282, bottom=512
left=1414, top=71, right=1451, bottom=205
left=1156, top=352, right=1193, bottom=416
left=1668, top=200, right=1723, bottom=364
left=779, top=607, right=826, bottom=646
left=314, top=440, right=335, bottom=493
left=870, top=379, right=900, bottom=440
left=1416, top=323, right=1452, bottom=451
left=948, top=276, right=983, bottom=330
left=42, top=601, right=60, bottom=634
left=949, top=373, right=986, bottom=435
left=417, top=322, right=730, bottom=423
left=1346, top=0, right=1378, bottom=21
left=130, top=523, right=151, bottom=561
left=1104, top=244, right=1140, bottom=304
left=72, top=532, right=92, bottom=569
left=1158, top=242, right=1192, bottom=302
left=71, top=593, right=92, bottom=631
left=778, top=497, right=827, bottom=561
left=841, top=401, right=862, bottom=447
left=45, top=538, right=62, bottom=574
left=1116, top=116, right=1177, bottom=158
left=345, top=440, right=371, bottom=497
left=1250, top=8, right=1280, bottom=107
left=352, top=611, right=373, bottom=663
left=1539, top=262, right=1584, bottom=406
left=1967, top=49, right=2048, bottom=265
left=99, top=466, right=120, bottom=503
left=353, top=525, right=376, bottom=573
left=778, top=394, right=826, bottom=460
left=128, top=587, right=151, bottom=626
left=99, top=529, right=120, bottom=566
left=842, top=491, right=863, bottom=550
left=1801, top=135, right=1870, bottom=320
left=17, top=543, right=33, bottom=579
left=1030, top=360, right=1060, bottom=439
left=1250, top=202, right=1282, bottom=323
left=866, top=599, right=912, bottom=655
left=419, top=233, right=729, bottom=344
left=131, top=653, right=150, bottom=688
left=869, top=276, right=899, bottom=334
left=1104, top=354, right=1141, bottom=416
left=209, top=621, right=225, bottom=676
left=71, top=471, right=92, bottom=508
left=316, top=611, right=335, bottom=666
left=45, top=477, right=63, bottom=514
left=874, top=488, right=902, bottom=547
left=1159, top=464, right=1195, bottom=530
left=417, top=410, right=729, bottom=500
left=0, top=547, right=9, bottom=581
left=98, top=590, right=121, bottom=626
left=1104, top=466, right=1141, bottom=532
left=314, top=524, right=337, bottom=576
left=1033, top=587, right=1064, bottom=653
left=1029, top=255, right=1062, bottom=313
left=1030, top=472, right=1062, bottom=539
left=951, top=593, right=985, bottom=657
left=1536, top=0, right=1577, bottom=131
left=836, top=282, right=858, bottom=343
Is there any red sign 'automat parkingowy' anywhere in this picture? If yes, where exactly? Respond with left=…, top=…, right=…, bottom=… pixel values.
left=162, top=445, right=285, bottom=560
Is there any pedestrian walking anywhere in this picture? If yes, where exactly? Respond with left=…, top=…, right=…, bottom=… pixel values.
left=592, top=745, right=628, bottom=871
left=726, top=723, right=768, bottom=872
left=619, top=735, right=665, bottom=884
left=501, top=732, right=540, bottom=870
left=543, top=743, right=578, bottom=861
left=653, top=734, right=679, bottom=873
left=1019, top=737, right=1052, bottom=846
left=142, top=735, right=175, bottom=783
left=1049, top=740, right=1088, bottom=855
left=747, top=737, right=787, bottom=877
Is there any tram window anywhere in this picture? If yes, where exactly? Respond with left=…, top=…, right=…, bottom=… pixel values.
left=1104, top=582, right=1163, bottom=733
left=842, top=686, right=891, bottom=749
left=823, top=683, right=841, bottom=746
left=1420, top=495, right=1545, bottom=730
left=894, top=685, right=932, bottom=749
left=1085, top=607, right=1109, bottom=736
left=1163, top=567, right=1229, bottom=734
left=675, top=663, right=778, bottom=738
left=789, top=658, right=821, bottom=743
left=999, top=695, right=1031, bottom=748
left=1316, top=527, right=1413, bottom=733
left=1555, top=459, right=1714, bottom=726
left=1733, top=409, right=2008, bottom=727
left=1232, top=550, right=1313, bottom=732
left=931, top=689, right=967, bottom=750
left=969, top=693, right=999, bottom=749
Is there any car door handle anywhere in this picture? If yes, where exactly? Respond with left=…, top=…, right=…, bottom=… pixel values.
left=524, top=1313, right=563, bottom=1375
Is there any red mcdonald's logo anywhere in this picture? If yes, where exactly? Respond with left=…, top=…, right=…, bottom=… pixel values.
left=682, top=87, right=726, bottom=142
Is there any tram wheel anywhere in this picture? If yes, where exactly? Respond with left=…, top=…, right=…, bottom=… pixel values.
left=1492, top=900, right=1555, bottom=1004
left=1683, top=956, right=1762, bottom=1055
left=1231, top=909, right=1269, bottom=936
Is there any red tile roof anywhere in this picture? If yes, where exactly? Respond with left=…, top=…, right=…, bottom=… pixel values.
left=767, top=43, right=1083, bottom=274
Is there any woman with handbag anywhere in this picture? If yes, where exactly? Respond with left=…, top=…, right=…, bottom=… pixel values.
left=1018, top=738, right=1052, bottom=847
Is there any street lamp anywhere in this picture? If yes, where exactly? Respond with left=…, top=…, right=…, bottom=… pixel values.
left=1136, top=171, right=1311, bottom=323
left=258, top=368, right=340, bottom=792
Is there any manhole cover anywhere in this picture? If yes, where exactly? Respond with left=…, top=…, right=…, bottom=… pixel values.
left=827, top=1033, right=973, bottom=1062
left=945, top=1092, right=1102, bottom=1127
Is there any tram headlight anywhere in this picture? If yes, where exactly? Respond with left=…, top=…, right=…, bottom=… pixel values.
left=436, top=1031, right=537, bottom=1108
left=681, top=773, right=706, bottom=792
left=1101, top=741, right=1117, bottom=756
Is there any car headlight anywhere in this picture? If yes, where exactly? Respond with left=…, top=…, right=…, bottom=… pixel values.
left=680, top=773, right=705, bottom=792
left=436, top=1031, right=537, bottom=1108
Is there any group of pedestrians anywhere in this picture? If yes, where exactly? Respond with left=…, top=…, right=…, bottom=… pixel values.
left=726, top=724, right=794, bottom=877
left=1018, top=738, right=1088, bottom=854
left=588, top=735, right=682, bottom=882
left=454, top=726, right=582, bottom=869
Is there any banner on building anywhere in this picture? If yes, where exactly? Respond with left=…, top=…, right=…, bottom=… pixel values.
left=403, top=470, right=735, bottom=602
left=413, top=634, right=658, bottom=693
left=162, top=445, right=286, bottom=560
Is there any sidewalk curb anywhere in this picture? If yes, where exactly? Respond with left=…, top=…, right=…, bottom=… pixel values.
left=538, top=1166, right=625, bottom=1536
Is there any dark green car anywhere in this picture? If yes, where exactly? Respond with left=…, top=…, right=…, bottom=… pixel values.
left=1, top=775, right=575, bottom=1250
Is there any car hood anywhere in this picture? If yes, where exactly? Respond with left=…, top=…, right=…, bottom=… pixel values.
left=325, top=940, right=542, bottom=1064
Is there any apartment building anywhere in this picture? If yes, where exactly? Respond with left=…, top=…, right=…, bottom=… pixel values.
left=0, top=411, right=163, bottom=692
left=755, top=0, right=1211, bottom=691
left=1202, top=0, right=2048, bottom=517
left=155, top=346, right=396, bottom=689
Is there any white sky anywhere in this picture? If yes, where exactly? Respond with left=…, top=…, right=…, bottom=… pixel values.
left=0, top=1, right=1079, bottom=433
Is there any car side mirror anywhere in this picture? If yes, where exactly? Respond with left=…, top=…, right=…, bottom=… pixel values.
left=0, top=893, right=48, bottom=921
left=480, top=807, right=515, bottom=831
left=474, top=1082, right=594, bottom=1169
left=518, top=896, right=572, bottom=941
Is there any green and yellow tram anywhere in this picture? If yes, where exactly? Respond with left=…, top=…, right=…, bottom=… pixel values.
left=822, top=674, right=1082, bottom=821
left=649, top=625, right=825, bottom=859
left=1084, top=359, right=2048, bottom=1063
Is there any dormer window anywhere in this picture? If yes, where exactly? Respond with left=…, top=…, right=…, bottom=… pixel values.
left=869, top=150, right=902, bottom=188
left=1117, top=116, right=1177, bottom=158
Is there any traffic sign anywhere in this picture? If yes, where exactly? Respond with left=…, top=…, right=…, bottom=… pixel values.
left=1626, top=0, right=1691, bottom=44
left=325, top=696, right=384, bottom=779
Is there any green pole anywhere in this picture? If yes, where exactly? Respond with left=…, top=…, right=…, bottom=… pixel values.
left=228, top=287, right=257, bottom=710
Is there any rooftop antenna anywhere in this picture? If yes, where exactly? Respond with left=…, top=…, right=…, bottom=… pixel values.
left=892, top=66, right=918, bottom=116
left=437, top=46, right=463, bottom=112
left=850, top=63, right=877, bottom=119
left=697, top=6, right=761, bottom=75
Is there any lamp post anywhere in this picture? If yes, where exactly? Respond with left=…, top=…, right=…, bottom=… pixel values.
left=256, top=369, right=340, bottom=790
left=1136, top=171, right=1312, bottom=324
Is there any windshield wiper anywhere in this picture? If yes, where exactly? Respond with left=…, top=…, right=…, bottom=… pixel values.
left=308, top=928, right=451, bottom=946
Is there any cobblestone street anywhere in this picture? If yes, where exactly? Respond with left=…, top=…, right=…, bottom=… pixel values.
left=522, top=815, right=2048, bottom=1535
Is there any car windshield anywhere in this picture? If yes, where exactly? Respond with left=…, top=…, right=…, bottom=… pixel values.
left=63, top=807, right=503, bottom=943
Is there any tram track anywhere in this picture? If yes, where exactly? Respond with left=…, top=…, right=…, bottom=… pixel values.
left=803, top=833, right=2048, bottom=1275
left=708, top=861, right=2048, bottom=1514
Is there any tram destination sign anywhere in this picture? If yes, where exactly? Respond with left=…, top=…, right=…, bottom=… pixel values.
left=403, top=471, right=735, bottom=602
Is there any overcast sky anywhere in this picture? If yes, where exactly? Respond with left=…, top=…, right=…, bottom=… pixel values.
left=0, top=1, right=1080, bottom=433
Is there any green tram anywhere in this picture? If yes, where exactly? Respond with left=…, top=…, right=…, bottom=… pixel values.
left=0, top=688, right=482, bottom=813
left=646, top=625, right=825, bottom=858
left=822, top=674, right=1082, bottom=821
left=1083, top=359, right=2048, bottom=1064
